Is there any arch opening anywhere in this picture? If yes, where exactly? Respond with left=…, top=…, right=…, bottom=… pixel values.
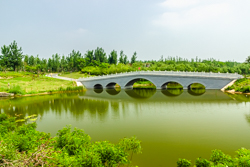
left=125, top=78, right=156, bottom=89
left=94, top=84, right=103, bottom=89
left=106, top=82, right=121, bottom=89
left=161, top=82, right=183, bottom=96
left=187, top=83, right=206, bottom=96
left=161, top=81, right=183, bottom=89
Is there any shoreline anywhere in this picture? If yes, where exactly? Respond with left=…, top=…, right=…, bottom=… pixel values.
left=224, top=89, right=250, bottom=95
left=0, top=90, right=86, bottom=98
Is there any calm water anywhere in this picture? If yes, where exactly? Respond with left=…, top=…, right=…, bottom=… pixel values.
left=1, top=89, right=250, bottom=166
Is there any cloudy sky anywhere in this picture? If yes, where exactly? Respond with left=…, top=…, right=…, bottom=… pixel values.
left=1, top=0, right=250, bottom=62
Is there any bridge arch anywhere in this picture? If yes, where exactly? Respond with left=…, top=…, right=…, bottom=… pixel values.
left=187, top=82, right=206, bottom=90
left=94, top=84, right=103, bottom=89
left=124, top=78, right=157, bottom=89
left=106, top=82, right=117, bottom=89
left=161, top=81, right=184, bottom=89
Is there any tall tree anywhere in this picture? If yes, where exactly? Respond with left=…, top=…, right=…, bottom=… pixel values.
left=119, top=50, right=124, bottom=64
left=131, top=52, right=137, bottom=64
left=0, top=45, right=10, bottom=72
left=108, top=50, right=118, bottom=65
left=0, top=41, right=23, bottom=71
left=123, top=55, right=128, bottom=64
left=85, top=50, right=94, bottom=66
left=94, top=47, right=107, bottom=63
left=245, top=56, right=250, bottom=64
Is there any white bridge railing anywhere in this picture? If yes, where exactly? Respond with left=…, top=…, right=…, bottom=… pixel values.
left=78, top=70, right=242, bottom=81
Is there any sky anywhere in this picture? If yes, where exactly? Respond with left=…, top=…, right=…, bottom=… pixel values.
left=0, top=0, right=250, bottom=62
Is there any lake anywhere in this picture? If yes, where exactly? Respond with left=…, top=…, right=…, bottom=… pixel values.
left=1, top=89, right=250, bottom=166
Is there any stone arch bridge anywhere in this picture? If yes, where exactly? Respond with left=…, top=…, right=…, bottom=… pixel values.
left=77, top=71, right=242, bottom=90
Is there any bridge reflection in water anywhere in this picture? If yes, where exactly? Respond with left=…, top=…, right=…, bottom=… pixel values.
left=83, top=88, right=233, bottom=102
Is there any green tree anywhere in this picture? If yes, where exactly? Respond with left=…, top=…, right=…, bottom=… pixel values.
left=119, top=50, right=124, bottom=64
left=131, top=51, right=137, bottom=64
left=0, top=45, right=10, bottom=72
left=245, top=56, right=250, bottom=64
left=94, top=47, right=107, bottom=63
left=0, top=41, right=23, bottom=71
left=108, top=50, right=118, bottom=65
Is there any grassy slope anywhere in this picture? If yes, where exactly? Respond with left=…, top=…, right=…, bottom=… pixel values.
left=226, top=78, right=250, bottom=93
left=59, top=72, right=87, bottom=79
left=0, top=72, right=76, bottom=94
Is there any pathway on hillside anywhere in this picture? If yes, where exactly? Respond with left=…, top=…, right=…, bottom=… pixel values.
left=46, top=74, right=83, bottom=86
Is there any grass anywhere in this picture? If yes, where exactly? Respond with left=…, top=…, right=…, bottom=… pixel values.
left=0, top=71, right=83, bottom=95
left=226, top=78, right=250, bottom=93
left=58, top=72, right=88, bottom=79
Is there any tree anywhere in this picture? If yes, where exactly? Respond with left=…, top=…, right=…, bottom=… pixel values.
left=94, top=47, right=107, bottom=63
left=131, top=52, right=137, bottom=64
left=245, top=56, right=250, bottom=64
left=124, top=55, right=129, bottom=64
left=0, top=45, right=10, bottom=72
left=119, top=50, right=124, bottom=64
left=0, top=41, right=23, bottom=71
left=108, top=50, right=118, bottom=65
left=85, top=50, right=94, bottom=66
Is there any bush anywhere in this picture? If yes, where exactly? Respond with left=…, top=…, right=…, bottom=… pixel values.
left=7, top=85, right=25, bottom=95
left=177, top=159, right=191, bottom=167
left=0, top=114, right=142, bottom=166
left=195, top=157, right=210, bottom=167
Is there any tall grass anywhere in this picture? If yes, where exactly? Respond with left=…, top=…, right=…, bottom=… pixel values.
left=8, top=85, right=25, bottom=95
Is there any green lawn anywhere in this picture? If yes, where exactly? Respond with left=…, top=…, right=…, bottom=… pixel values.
left=58, top=72, right=87, bottom=79
left=0, top=72, right=76, bottom=94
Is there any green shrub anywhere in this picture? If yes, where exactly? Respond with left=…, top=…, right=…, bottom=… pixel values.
left=225, top=85, right=235, bottom=90
left=210, top=149, right=233, bottom=165
left=8, top=85, right=25, bottom=95
left=177, top=158, right=191, bottom=167
left=0, top=113, right=142, bottom=166
left=195, top=157, right=210, bottom=167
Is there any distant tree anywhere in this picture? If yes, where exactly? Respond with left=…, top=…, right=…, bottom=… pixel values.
left=85, top=50, right=94, bottom=66
left=0, top=45, right=10, bottom=72
left=131, top=52, right=137, bottom=64
left=94, top=47, right=107, bottom=63
left=108, top=50, right=118, bottom=65
left=0, top=41, right=23, bottom=71
left=68, top=50, right=82, bottom=71
left=24, top=55, right=29, bottom=66
left=119, top=50, right=124, bottom=64
left=124, top=55, right=129, bottom=64
left=245, top=56, right=250, bottom=64
left=28, top=55, right=35, bottom=66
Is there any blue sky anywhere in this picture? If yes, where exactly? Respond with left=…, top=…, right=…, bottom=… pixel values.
left=1, top=0, right=250, bottom=62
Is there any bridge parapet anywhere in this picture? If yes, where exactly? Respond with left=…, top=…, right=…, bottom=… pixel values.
left=78, top=71, right=242, bottom=81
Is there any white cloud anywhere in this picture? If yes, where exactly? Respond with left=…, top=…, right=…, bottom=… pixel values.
left=154, top=2, right=231, bottom=28
left=161, top=0, right=200, bottom=8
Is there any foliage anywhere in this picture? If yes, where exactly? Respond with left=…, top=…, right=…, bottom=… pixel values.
left=0, top=41, right=23, bottom=71
left=0, top=114, right=142, bottom=166
left=7, top=85, right=25, bottom=95
left=177, top=158, right=191, bottom=167
left=178, top=148, right=250, bottom=167
left=226, top=78, right=250, bottom=93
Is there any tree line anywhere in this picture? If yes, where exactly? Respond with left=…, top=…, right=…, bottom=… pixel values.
left=1, top=40, right=250, bottom=75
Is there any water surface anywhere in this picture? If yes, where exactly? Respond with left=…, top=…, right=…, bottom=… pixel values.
left=1, top=89, right=250, bottom=166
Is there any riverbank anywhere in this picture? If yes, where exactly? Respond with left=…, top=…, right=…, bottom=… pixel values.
left=0, top=72, right=86, bottom=96
left=225, top=77, right=250, bottom=94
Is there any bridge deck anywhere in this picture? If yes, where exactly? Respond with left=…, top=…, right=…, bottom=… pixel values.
left=78, top=71, right=241, bottom=81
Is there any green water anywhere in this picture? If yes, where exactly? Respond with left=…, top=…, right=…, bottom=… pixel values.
left=1, top=89, right=250, bottom=166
